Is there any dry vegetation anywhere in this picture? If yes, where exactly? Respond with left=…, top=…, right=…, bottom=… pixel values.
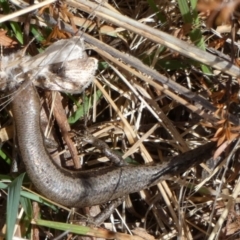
left=1, top=0, right=240, bottom=239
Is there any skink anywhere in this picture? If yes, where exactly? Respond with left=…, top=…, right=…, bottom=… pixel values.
left=12, top=84, right=216, bottom=207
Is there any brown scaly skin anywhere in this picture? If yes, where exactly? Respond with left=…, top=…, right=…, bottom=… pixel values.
left=12, top=84, right=216, bottom=207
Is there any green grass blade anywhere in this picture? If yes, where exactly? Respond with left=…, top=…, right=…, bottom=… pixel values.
left=0, top=181, right=8, bottom=189
left=0, top=149, right=11, bottom=165
left=6, top=173, right=25, bottom=240
left=146, top=0, right=166, bottom=23
left=68, top=90, right=102, bottom=124
left=178, top=0, right=191, bottom=23
left=30, top=25, right=45, bottom=42
left=34, top=219, right=90, bottom=235
left=0, top=0, right=10, bottom=12
left=20, top=196, right=32, bottom=219
left=177, top=0, right=211, bottom=74
left=0, top=0, right=23, bottom=44
left=10, top=22, right=23, bottom=44
left=20, top=191, right=58, bottom=211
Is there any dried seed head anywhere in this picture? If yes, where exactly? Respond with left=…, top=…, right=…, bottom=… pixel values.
left=0, top=37, right=98, bottom=93
left=35, top=57, right=98, bottom=93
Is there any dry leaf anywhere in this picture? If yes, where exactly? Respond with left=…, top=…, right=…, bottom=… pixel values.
left=0, top=29, right=18, bottom=47
left=43, top=25, right=71, bottom=45
left=209, top=38, right=226, bottom=49
left=198, top=0, right=240, bottom=28
left=213, top=140, right=231, bottom=159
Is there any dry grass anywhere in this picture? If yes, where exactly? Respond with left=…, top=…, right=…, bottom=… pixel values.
left=1, top=0, right=240, bottom=239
